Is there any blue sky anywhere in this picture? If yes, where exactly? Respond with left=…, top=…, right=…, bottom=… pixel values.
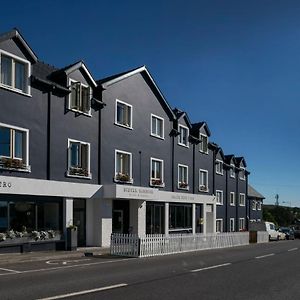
left=1, top=0, right=300, bottom=206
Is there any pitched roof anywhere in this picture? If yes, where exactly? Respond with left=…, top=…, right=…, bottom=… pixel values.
left=224, top=154, right=235, bottom=165
left=98, top=65, right=175, bottom=119
left=248, top=185, right=265, bottom=200
left=173, top=108, right=192, bottom=128
left=191, top=122, right=211, bottom=137
left=235, top=156, right=247, bottom=168
left=50, top=60, right=97, bottom=87
left=216, top=147, right=225, bottom=161
left=0, top=28, right=37, bottom=62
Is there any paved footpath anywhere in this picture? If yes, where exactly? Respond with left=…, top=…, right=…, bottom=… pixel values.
left=0, top=246, right=110, bottom=265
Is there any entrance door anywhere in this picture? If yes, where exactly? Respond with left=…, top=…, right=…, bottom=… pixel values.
left=73, top=199, right=86, bottom=247
left=112, top=210, right=123, bottom=233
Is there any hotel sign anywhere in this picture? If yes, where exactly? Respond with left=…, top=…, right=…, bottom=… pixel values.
left=116, top=185, right=159, bottom=200
left=0, top=181, right=12, bottom=189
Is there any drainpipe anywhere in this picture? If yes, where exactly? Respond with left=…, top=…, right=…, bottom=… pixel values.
left=98, top=108, right=101, bottom=185
left=225, top=168, right=228, bottom=232
left=171, top=134, right=175, bottom=192
left=192, top=143, right=195, bottom=194
left=246, top=174, right=249, bottom=230
left=46, top=90, right=52, bottom=180
left=236, top=173, right=239, bottom=232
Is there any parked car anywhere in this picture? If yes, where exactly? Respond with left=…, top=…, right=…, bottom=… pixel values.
left=291, top=225, right=300, bottom=239
left=277, top=228, right=286, bottom=240
left=279, top=227, right=294, bottom=240
left=265, top=222, right=280, bottom=241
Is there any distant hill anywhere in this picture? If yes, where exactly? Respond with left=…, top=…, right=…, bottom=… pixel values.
left=263, top=205, right=300, bottom=226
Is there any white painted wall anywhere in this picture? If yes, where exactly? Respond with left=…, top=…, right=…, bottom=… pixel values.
left=63, top=198, right=73, bottom=236
left=129, top=200, right=146, bottom=236
left=164, top=202, right=169, bottom=236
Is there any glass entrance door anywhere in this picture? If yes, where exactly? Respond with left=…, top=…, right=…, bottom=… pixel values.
left=112, top=210, right=123, bottom=233
left=73, top=199, right=86, bottom=247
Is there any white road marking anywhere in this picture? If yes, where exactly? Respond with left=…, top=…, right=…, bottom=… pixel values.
left=46, top=259, right=91, bottom=265
left=255, top=253, right=275, bottom=259
left=190, top=263, right=231, bottom=273
left=35, top=283, right=128, bottom=300
left=288, top=248, right=298, bottom=252
left=0, top=267, right=21, bottom=274
left=0, top=257, right=132, bottom=276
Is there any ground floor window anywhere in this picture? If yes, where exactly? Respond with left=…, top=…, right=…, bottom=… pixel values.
left=169, top=203, right=192, bottom=233
left=239, top=218, right=245, bottom=231
left=216, top=219, right=223, bottom=233
left=230, top=218, right=235, bottom=232
left=0, top=196, right=62, bottom=232
left=146, top=202, right=165, bottom=234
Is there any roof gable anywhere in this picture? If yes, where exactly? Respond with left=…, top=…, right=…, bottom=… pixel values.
left=0, top=29, right=37, bottom=62
left=236, top=157, right=247, bottom=168
left=216, top=147, right=225, bottom=161
left=173, top=108, right=192, bottom=128
left=98, top=66, right=175, bottom=120
left=191, top=122, right=211, bottom=137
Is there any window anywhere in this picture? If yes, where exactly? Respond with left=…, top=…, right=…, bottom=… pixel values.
left=230, top=164, right=235, bottom=178
left=216, top=160, right=223, bottom=175
left=115, top=150, right=132, bottom=183
left=216, top=219, right=223, bottom=233
left=150, top=158, right=164, bottom=187
left=199, top=133, right=208, bottom=153
left=0, top=50, right=30, bottom=95
left=151, top=114, right=164, bottom=139
left=239, top=218, right=245, bottom=231
left=67, top=139, right=91, bottom=178
left=115, top=100, right=132, bottom=129
left=216, top=190, right=223, bottom=205
left=199, top=169, right=208, bottom=192
left=178, top=164, right=188, bottom=190
left=146, top=202, right=165, bottom=234
left=69, top=80, right=91, bottom=115
left=252, top=200, right=256, bottom=210
left=230, top=218, right=235, bottom=232
left=239, top=193, right=245, bottom=206
left=178, top=125, right=189, bottom=147
left=257, top=201, right=262, bottom=210
left=0, top=123, right=29, bottom=171
left=230, top=192, right=235, bottom=206
left=169, top=204, right=192, bottom=231
left=239, top=167, right=246, bottom=180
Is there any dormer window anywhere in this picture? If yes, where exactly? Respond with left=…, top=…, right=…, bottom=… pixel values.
left=239, top=167, right=246, bottom=180
left=216, top=160, right=223, bottom=175
left=200, top=133, right=208, bottom=153
left=230, top=163, right=235, bottom=178
left=178, top=125, right=189, bottom=147
left=69, top=79, right=91, bottom=115
left=0, top=50, right=30, bottom=95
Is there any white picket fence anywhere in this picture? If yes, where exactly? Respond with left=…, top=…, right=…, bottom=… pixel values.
left=257, top=231, right=269, bottom=243
left=110, top=232, right=249, bottom=258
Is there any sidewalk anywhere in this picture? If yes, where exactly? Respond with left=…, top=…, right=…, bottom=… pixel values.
left=0, top=247, right=110, bottom=265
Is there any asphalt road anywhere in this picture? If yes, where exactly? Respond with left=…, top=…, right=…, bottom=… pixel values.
left=0, top=240, right=299, bottom=300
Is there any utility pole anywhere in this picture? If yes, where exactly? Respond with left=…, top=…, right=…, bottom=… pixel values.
left=275, top=194, right=279, bottom=206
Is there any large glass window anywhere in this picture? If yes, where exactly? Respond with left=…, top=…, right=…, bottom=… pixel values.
left=150, top=158, right=164, bottom=186
left=116, top=100, right=132, bottom=128
left=151, top=114, right=164, bottom=139
left=146, top=202, right=165, bottom=234
left=0, top=52, right=29, bottom=94
left=0, top=124, right=29, bottom=170
left=169, top=204, right=192, bottom=232
left=0, top=201, right=8, bottom=231
left=178, top=125, right=189, bottom=147
left=68, top=140, right=90, bottom=178
left=115, top=150, right=132, bottom=183
left=69, top=81, right=91, bottom=114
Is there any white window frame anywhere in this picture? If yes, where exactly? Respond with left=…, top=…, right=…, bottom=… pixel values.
left=178, top=124, right=189, bottom=148
left=216, top=190, right=223, bottom=205
left=252, top=200, right=257, bottom=210
left=215, top=159, right=223, bottom=175
left=178, top=164, right=189, bottom=190
left=199, top=133, right=208, bottom=154
left=216, top=219, right=223, bottom=233
left=230, top=164, right=235, bottom=178
left=68, top=78, right=92, bottom=116
left=150, top=114, right=164, bottom=139
left=114, top=149, right=133, bottom=183
left=67, top=138, right=91, bottom=179
left=257, top=201, right=262, bottom=211
left=115, top=99, right=133, bottom=129
left=0, top=49, right=31, bottom=96
left=150, top=157, right=164, bottom=187
left=230, top=192, right=235, bottom=206
left=0, top=122, right=30, bottom=172
left=239, top=193, right=246, bottom=206
left=239, top=218, right=245, bottom=231
left=239, top=167, right=246, bottom=180
left=199, top=169, right=208, bottom=192
left=230, top=218, right=235, bottom=232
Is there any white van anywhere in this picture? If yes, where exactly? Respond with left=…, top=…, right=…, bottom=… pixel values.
left=265, top=221, right=280, bottom=241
